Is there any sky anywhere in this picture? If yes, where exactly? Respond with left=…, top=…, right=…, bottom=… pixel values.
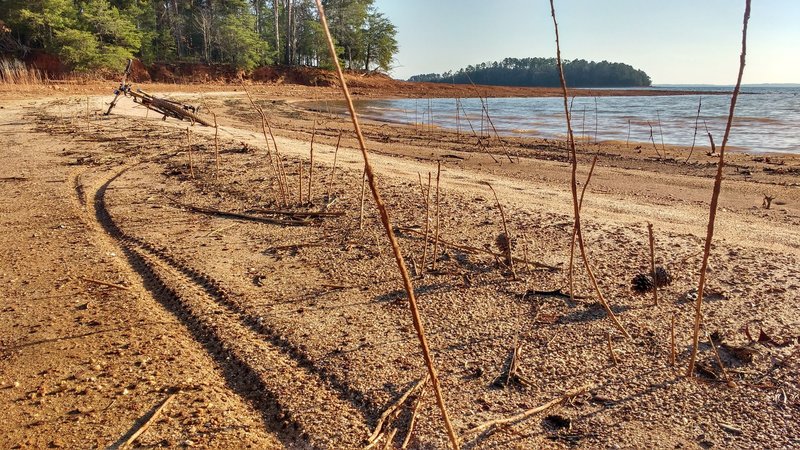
left=372, top=0, right=800, bottom=85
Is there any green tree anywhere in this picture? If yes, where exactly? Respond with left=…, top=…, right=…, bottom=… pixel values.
left=360, top=10, right=396, bottom=72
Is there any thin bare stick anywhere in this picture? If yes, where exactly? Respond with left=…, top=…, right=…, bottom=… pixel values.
left=486, top=182, right=515, bottom=279
left=315, top=3, right=458, bottom=447
left=647, top=121, right=662, bottom=158
left=326, top=130, right=342, bottom=199
left=626, top=119, right=631, bottom=150
left=118, top=390, right=178, bottom=449
left=670, top=312, right=676, bottom=366
left=464, top=384, right=593, bottom=437
left=648, top=222, right=658, bottom=306
left=212, top=113, right=220, bottom=181
left=81, top=277, right=130, bottom=291
left=686, top=97, right=702, bottom=162
left=550, top=0, right=630, bottom=338
left=400, top=383, right=427, bottom=449
left=316, top=4, right=459, bottom=450
left=708, top=331, right=736, bottom=387
left=657, top=110, right=666, bottom=152
left=705, top=120, right=717, bottom=155
left=298, top=160, right=303, bottom=205
left=308, top=120, right=316, bottom=203
left=568, top=151, right=599, bottom=302
left=242, top=83, right=289, bottom=205
left=186, top=128, right=195, bottom=179
left=367, top=375, right=429, bottom=445
left=432, top=161, right=442, bottom=271
left=359, top=169, right=367, bottom=230
left=687, top=0, right=750, bottom=377
left=420, top=172, right=432, bottom=274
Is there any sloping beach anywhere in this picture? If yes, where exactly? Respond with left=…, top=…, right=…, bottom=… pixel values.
left=0, top=80, right=798, bottom=449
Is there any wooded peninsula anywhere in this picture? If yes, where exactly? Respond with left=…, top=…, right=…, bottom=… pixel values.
left=409, top=57, right=652, bottom=87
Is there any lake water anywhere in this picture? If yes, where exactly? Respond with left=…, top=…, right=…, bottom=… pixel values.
left=310, top=86, right=800, bottom=154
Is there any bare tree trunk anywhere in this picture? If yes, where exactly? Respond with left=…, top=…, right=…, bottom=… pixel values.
left=273, top=0, right=280, bottom=58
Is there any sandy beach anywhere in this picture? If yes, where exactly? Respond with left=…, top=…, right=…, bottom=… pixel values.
left=0, top=78, right=798, bottom=449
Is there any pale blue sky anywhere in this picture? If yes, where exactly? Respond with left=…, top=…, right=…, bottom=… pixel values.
left=373, top=0, right=800, bottom=85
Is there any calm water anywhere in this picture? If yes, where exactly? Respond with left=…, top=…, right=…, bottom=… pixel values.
left=310, top=86, right=800, bottom=154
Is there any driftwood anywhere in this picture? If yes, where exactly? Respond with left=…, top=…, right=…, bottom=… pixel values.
left=464, top=384, right=594, bottom=437
left=397, top=226, right=560, bottom=271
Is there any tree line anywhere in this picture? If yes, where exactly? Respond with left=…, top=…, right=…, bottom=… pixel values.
left=0, top=0, right=398, bottom=72
left=409, top=57, right=652, bottom=88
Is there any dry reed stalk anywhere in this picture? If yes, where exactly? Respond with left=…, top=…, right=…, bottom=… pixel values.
left=86, top=97, right=90, bottom=133
left=626, top=119, right=631, bottom=150
left=486, top=182, right=516, bottom=279
left=326, top=130, right=342, bottom=199
left=606, top=332, right=619, bottom=364
left=432, top=161, right=442, bottom=271
left=568, top=151, right=599, bottom=302
left=704, top=120, right=717, bottom=155
left=212, top=113, right=220, bottom=181
left=647, top=121, right=662, bottom=158
left=419, top=172, right=432, bottom=274
left=308, top=121, right=316, bottom=203
left=670, top=312, right=676, bottom=366
left=400, top=383, right=427, bottom=449
left=550, top=0, right=630, bottom=338
left=298, top=160, right=303, bottom=205
left=687, top=97, right=702, bottom=162
left=687, top=0, right=750, bottom=377
left=359, top=169, right=367, bottom=230
left=242, top=83, right=289, bottom=205
left=186, top=128, right=195, bottom=179
left=657, top=110, right=666, bottom=152
left=477, top=95, right=514, bottom=163
left=648, top=222, right=658, bottom=306
left=464, top=384, right=594, bottom=437
left=581, top=105, right=586, bottom=143
left=315, top=2, right=459, bottom=447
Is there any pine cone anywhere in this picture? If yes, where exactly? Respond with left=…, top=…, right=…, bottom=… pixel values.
left=654, top=266, right=672, bottom=287
left=631, top=273, right=655, bottom=293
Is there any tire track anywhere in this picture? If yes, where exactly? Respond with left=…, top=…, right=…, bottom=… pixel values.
left=91, top=169, right=371, bottom=449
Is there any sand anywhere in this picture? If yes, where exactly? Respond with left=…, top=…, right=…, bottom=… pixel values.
left=0, top=81, right=798, bottom=449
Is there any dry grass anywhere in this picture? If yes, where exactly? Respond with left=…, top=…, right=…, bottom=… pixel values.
left=0, top=58, right=44, bottom=85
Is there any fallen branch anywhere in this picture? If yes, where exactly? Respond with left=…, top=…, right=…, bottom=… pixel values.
left=167, top=197, right=309, bottom=226
left=246, top=208, right=345, bottom=218
left=400, top=383, right=427, bottom=449
left=80, top=277, right=130, bottom=291
left=464, top=384, right=593, bottom=437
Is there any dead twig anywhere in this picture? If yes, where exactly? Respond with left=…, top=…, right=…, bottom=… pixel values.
left=550, top=0, right=630, bottom=338
left=432, top=160, right=442, bottom=270
left=315, top=2, right=459, bottom=447
left=80, top=277, right=130, bottom=291
left=688, top=0, right=751, bottom=377
left=648, top=222, right=658, bottom=306
left=400, top=384, right=427, bottom=449
left=486, top=182, right=515, bottom=279
left=366, top=375, right=429, bottom=446
left=117, top=390, right=179, bottom=449
left=326, top=130, right=342, bottom=199
left=464, top=384, right=594, bottom=437
left=606, top=332, right=619, bottom=365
